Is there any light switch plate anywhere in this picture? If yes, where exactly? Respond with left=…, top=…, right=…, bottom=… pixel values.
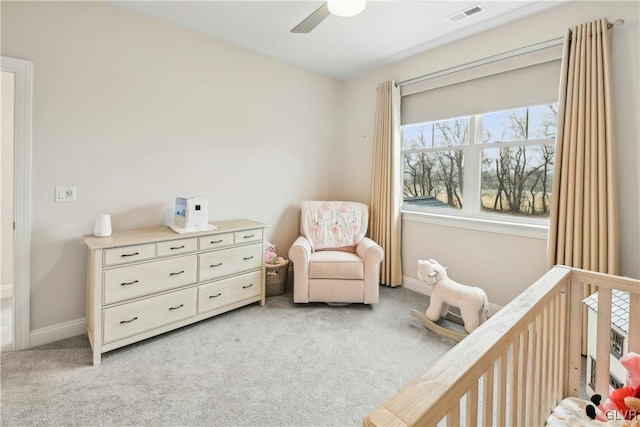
left=55, top=186, right=77, bottom=203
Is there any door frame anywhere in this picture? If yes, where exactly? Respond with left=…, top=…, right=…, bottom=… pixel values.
left=2, top=56, right=32, bottom=350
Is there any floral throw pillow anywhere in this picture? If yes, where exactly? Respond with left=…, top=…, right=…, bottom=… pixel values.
left=301, top=201, right=368, bottom=250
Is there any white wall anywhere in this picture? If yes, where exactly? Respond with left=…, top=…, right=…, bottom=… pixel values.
left=341, top=1, right=639, bottom=306
left=1, top=1, right=344, bottom=330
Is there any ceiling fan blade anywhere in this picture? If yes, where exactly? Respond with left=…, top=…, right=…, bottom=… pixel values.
left=291, top=2, right=330, bottom=33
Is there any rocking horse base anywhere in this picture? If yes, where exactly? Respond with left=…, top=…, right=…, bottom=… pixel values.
left=410, top=309, right=469, bottom=342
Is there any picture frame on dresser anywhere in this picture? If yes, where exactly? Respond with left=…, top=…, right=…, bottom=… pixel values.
left=83, top=218, right=267, bottom=366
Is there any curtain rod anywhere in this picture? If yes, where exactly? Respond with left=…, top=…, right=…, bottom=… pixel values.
left=397, top=19, right=624, bottom=89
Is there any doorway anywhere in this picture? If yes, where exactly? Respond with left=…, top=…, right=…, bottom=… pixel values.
left=1, top=56, right=32, bottom=351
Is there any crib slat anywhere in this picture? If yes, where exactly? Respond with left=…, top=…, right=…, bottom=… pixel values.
left=447, top=402, right=460, bottom=427
left=567, top=279, right=584, bottom=397
left=510, top=339, right=520, bottom=425
left=546, top=303, right=554, bottom=423
left=466, top=382, right=478, bottom=426
left=548, top=295, right=557, bottom=413
left=498, top=350, right=508, bottom=427
left=533, top=310, right=545, bottom=427
left=540, top=299, right=553, bottom=426
left=517, top=330, right=529, bottom=426
left=482, top=365, right=494, bottom=426
left=527, top=320, right=538, bottom=427
left=557, top=287, right=568, bottom=401
left=595, top=287, right=613, bottom=397
left=629, top=292, right=640, bottom=355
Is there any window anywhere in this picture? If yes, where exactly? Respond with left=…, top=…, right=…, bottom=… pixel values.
left=611, top=329, right=625, bottom=359
left=402, top=103, right=558, bottom=222
left=592, top=356, right=626, bottom=390
left=589, top=357, right=596, bottom=389
left=610, top=374, right=624, bottom=390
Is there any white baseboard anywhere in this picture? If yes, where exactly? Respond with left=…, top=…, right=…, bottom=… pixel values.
left=402, top=276, right=502, bottom=317
left=403, top=276, right=431, bottom=295
left=29, top=317, right=86, bottom=348
left=1, top=283, right=14, bottom=299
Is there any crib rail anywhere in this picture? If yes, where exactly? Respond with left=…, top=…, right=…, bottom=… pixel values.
left=364, top=266, right=640, bottom=427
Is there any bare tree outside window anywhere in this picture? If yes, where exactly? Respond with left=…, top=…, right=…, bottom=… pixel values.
left=481, top=104, right=557, bottom=216
left=403, top=118, right=467, bottom=210
left=402, top=103, right=558, bottom=220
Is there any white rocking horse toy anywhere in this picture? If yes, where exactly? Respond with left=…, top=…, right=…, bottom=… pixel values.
left=410, top=259, right=489, bottom=342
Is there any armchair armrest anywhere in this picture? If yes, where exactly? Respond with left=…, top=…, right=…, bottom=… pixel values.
left=357, top=237, right=384, bottom=304
left=289, top=236, right=312, bottom=303
left=356, top=237, right=384, bottom=265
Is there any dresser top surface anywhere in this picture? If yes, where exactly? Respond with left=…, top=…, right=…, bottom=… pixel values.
left=83, top=218, right=266, bottom=250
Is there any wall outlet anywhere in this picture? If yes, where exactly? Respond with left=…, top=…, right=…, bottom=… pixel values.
left=55, top=186, right=77, bottom=203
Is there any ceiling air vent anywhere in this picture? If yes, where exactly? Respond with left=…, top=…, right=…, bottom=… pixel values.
left=447, top=4, right=485, bottom=23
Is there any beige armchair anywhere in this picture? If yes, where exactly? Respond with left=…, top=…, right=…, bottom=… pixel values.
left=288, top=201, right=384, bottom=304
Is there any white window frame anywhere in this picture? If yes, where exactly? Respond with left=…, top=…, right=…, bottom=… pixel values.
left=610, top=329, right=625, bottom=359
left=401, top=103, right=556, bottom=239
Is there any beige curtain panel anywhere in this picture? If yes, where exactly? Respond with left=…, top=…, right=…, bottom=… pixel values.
left=370, top=81, right=403, bottom=287
left=546, top=19, right=619, bottom=354
left=548, top=18, right=618, bottom=274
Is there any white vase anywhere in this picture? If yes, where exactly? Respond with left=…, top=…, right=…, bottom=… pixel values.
left=94, top=214, right=112, bottom=237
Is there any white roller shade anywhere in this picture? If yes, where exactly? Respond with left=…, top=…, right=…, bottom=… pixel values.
left=401, top=44, right=563, bottom=125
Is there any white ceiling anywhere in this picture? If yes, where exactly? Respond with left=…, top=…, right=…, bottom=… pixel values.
left=112, top=1, right=564, bottom=80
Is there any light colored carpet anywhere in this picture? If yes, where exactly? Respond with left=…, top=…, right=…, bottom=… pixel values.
left=0, top=286, right=454, bottom=426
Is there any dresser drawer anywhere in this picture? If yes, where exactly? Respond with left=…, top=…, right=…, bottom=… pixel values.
left=103, top=255, right=197, bottom=305
left=156, top=238, right=197, bottom=257
left=102, top=287, right=197, bottom=344
left=198, top=233, right=234, bottom=251
left=198, top=243, right=263, bottom=282
left=234, top=228, right=263, bottom=244
left=198, top=270, right=261, bottom=314
left=103, top=244, right=155, bottom=266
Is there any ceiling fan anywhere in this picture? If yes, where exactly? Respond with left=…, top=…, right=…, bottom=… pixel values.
left=291, top=0, right=366, bottom=33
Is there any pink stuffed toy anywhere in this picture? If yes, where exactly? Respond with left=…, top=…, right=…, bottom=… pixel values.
left=265, top=242, right=278, bottom=264
left=599, top=353, right=640, bottom=422
left=621, top=353, right=640, bottom=388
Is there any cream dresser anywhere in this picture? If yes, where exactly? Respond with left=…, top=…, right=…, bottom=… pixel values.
left=84, top=219, right=266, bottom=365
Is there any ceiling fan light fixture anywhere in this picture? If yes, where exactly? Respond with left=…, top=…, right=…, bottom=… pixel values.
left=327, top=0, right=366, bottom=17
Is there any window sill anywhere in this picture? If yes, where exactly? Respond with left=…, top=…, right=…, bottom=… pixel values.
left=402, top=210, right=549, bottom=240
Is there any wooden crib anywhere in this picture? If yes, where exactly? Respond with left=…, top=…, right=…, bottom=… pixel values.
left=364, top=266, right=640, bottom=427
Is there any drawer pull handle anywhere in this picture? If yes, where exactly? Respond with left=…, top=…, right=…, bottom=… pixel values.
left=242, top=283, right=254, bottom=289
left=121, top=252, right=140, bottom=258
left=243, top=256, right=254, bottom=261
left=168, top=304, right=184, bottom=311
left=243, top=234, right=255, bottom=239
left=169, top=270, right=185, bottom=276
left=210, top=263, right=223, bottom=268
left=120, top=317, right=138, bottom=324
left=170, top=245, right=185, bottom=250
left=121, top=280, right=139, bottom=286
left=209, top=293, right=222, bottom=299
left=210, top=239, right=223, bottom=244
